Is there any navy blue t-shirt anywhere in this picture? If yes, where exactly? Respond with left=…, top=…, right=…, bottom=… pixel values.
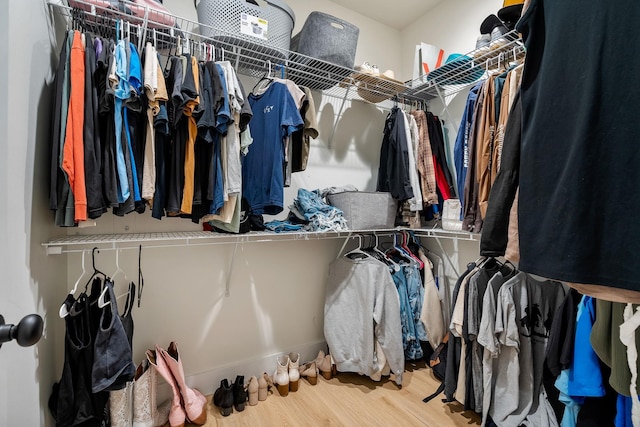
left=243, top=82, right=303, bottom=215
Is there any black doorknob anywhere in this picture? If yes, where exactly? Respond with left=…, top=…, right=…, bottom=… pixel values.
left=0, top=313, right=44, bottom=349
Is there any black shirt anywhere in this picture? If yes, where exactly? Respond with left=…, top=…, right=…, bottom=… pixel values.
left=517, top=0, right=640, bottom=291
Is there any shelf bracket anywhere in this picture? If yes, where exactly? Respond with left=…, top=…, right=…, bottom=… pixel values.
left=434, top=84, right=461, bottom=138
left=328, top=86, right=351, bottom=149
left=432, top=235, right=461, bottom=278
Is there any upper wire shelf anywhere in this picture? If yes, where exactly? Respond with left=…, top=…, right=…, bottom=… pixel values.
left=406, top=31, right=526, bottom=100
left=48, top=0, right=423, bottom=107
left=48, top=0, right=524, bottom=107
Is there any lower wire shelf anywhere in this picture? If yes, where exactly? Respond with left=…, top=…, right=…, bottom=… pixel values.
left=42, top=227, right=480, bottom=254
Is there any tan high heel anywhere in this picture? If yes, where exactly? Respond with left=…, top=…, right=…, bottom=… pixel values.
left=319, top=354, right=334, bottom=380
left=288, top=352, right=300, bottom=392
left=301, top=361, right=318, bottom=385
left=247, top=376, right=259, bottom=406
left=258, top=373, right=272, bottom=401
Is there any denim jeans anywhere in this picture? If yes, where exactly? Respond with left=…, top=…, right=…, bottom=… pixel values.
left=404, top=265, right=429, bottom=342
left=265, top=188, right=348, bottom=233
left=392, top=268, right=423, bottom=360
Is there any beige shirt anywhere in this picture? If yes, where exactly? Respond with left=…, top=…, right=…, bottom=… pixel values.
left=419, top=250, right=445, bottom=349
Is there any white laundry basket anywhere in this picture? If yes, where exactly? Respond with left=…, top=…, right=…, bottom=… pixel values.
left=195, top=0, right=295, bottom=52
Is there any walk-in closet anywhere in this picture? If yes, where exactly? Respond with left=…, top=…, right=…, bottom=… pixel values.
left=2, top=0, right=638, bottom=426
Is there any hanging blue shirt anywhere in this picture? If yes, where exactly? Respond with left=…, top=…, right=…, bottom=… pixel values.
left=208, top=63, right=231, bottom=215
left=114, top=39, right=131, bottom=203
left=453, top=82, right=482, bottom=217
left=243, top=82, right=303, bottom=215
left=616, top=394, right=633, bottom=427
left=568, top=295, right=605, bottom=402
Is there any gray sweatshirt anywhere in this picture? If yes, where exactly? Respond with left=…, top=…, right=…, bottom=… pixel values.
left=324, top=256, right=404, bottom=385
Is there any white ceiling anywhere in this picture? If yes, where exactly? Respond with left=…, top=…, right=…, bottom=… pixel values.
left=330, top=0, right=444, bottom=29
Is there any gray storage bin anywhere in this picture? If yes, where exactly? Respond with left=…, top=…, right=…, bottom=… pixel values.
left=195, top=0, right=295, bottom=64
left=289, top=11, right=359, bottom=90
left=291, top=11, right=359, bottom=68
left=327, top=192, right=396, bottom=230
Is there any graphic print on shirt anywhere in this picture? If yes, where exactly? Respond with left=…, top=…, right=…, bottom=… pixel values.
left=520, top=303, right=554, bottom=339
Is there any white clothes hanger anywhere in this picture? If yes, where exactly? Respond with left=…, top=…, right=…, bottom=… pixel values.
left=373, top=234, right=400, bottom=272
left=98, top=282, right=111, bottom=308
left=110, top=249, right=129, bottom=285
left=59, top=250, right=88, bottom=318
left=344, top=235, right=372, bottom=259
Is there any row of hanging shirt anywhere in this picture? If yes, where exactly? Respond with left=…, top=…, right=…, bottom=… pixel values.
left=323, top=232, right=451, bottom=386
left=454, top=61, right=524, bottom=234
left=440, top=257, right=569, bottom=427
left=440, top=255, right=640, bottom=427
left=376, top=105, right=456, bottom=227
left=544, top=291, right=640, bottom=427
left=49, top=17, right=319, bottom=229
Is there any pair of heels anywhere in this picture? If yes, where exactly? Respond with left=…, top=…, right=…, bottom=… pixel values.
left=146, top=342, right=207, bottom=427
left=306, top=350, right=336, bottom=381
left=273, top=352, right=300, bottom=396
left=246, top=373, right=273, bottom=406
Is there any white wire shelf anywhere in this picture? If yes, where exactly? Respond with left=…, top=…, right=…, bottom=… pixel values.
left=405, top=30, right=526, bottom=101
left=42, top=227, right=479, bottom=254
left=48, top=0, right=523, bottom=107
left=48, top=0, right=428, bottom=107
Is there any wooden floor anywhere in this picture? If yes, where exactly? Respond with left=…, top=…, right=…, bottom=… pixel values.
left=182, top=360, right=480, bottom=427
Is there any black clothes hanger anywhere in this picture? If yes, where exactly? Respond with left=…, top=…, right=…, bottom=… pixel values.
left=137, top=245, right=144, bottom=308
left=499, top=260, right=518, bottom=279
left=83, top=247, right=107, bottom=293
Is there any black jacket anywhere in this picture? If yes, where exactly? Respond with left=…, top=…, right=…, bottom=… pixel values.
left=377, top=107, right=413, bottom=201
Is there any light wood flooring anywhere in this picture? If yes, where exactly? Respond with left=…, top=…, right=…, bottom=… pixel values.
left=182, top=360, right=480, bottom=427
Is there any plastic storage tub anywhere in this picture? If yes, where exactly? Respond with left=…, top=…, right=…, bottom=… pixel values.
left=195, top=0, right=295, bottom=62
left=327, top=192, right=396, bottom=230
left=289, top=11, right=359, bottom=90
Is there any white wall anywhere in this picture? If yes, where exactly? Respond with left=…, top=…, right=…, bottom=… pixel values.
left=400, top=0, right=503, bottom=81
left=0, top=1, right=66, bottom=426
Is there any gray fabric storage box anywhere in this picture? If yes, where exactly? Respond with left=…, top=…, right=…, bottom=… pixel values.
left=289, top=11, right=359, bottom=90
left=327, top=192, right=396, bottom=230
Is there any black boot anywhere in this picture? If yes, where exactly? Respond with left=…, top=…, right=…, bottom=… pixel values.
left=213, top=379, right=234, bottom=416
left=232, top=375, right=248, bottom=412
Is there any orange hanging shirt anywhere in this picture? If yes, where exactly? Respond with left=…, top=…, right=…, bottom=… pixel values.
left=62, top=30, right=87, bottom=222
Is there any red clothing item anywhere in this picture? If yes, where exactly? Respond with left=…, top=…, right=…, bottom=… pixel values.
left=433, top=155, right=452, bottom=200
left=62, top=31, right=87, bottom=222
